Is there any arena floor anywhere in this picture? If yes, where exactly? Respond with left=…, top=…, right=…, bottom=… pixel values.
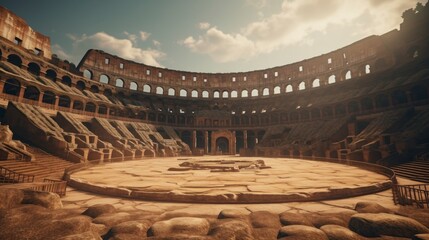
left=67, top=156, right=395, bottom=204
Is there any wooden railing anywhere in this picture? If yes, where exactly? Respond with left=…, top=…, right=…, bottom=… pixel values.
left=28, top=178, right=68, bottom=197
left=392, top=184, right=429, bottom=208
left=0, top=166, right=35, bottom=183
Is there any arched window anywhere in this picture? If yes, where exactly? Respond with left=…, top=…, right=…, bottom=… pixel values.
left=262, top=88, right=269, bottom=96
left=3, top=79, right=21, bottom=96
left=312, top=79, right=320, bottom=88
left=213, top=91, right=220, bottom=98
left=202, top=90, right=209, bottom=98
left=365, top=64, right=371, bottom=74
left=345, top=70, right=351, bottom=80
left=298, top=82, right=305, bottom=90
left=231, top=90, right=238, bottom=98
left=192, top=90, right=198, bottom=98
left=130, top=82, right=138, bottom=90
left=27, top=62, right=40, bottom=76
left=273, top=86, right=280, bottom=94
left=115, top=79, right=124, bottom=88
left=222, top=91, right=229, bottom=98
left=251, top=89, right=258, bottom=97
left=328, top=75, right=336, bottom=84
left=241, top=90, right=248, bottom=98
left=168, top=88, right=175, bottom=96
left=90, top=85, right=99, bottom=93
left=180, top=89, right=187, bottom=97
left=156, top=86, right=164, bottom=95
left=24, top=86, right=40, bottom=101
left=46, top=69, right=57, bottom=81
left=99, top=74, right=109, bottom=84
left=143, top=84, right=151, bottom=93
left=76, top=81, right=85, bottom=91
left=61, top=76, right=72, bottom=86
left=83, top=69, right=93, bottom=79
left=286, top=85, right=293, bottom=93
left=7, top=54, right=22, bottom=67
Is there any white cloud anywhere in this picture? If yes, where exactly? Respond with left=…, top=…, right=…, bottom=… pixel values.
left=246, top=0, right=267, bottom=9
left=182, top=27, right=255, bottom=63
left=123, top=31, right=137, bottom=43
left=182, top=0, right=423, bottom=63
left=199, top=22, right=211, bottom=30
left=153, top=40, right=161, bottom=47
left=51, top=44, right=71, bottom=60
left=139, top=31, right=151, bottom=41
left=68, top=32, right=165, bottom=67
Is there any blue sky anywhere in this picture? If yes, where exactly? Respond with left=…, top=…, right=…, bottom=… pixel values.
left=1, top=0, right=425, bottom=73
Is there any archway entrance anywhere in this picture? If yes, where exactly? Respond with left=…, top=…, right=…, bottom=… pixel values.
left=216, top=137, right=229, bottom=154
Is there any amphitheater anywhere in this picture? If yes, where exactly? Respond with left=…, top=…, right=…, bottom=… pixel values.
left=1, top=3, right=429, bottom=240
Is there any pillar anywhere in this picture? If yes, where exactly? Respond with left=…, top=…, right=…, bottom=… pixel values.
left=191, top=130, right=197, bottom=150
left=204, top=131, right=209, bottom=154
left=243, top=130, right=248, bottom=149
left=54, top=95, right=59, bottom=109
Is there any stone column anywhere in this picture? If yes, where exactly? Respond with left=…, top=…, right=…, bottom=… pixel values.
left=191, top=130, right=197, bottom=150
left=243, top=130, right=248, bottom=149
left=232, top=131, right=237, bottom=155
left=54, top=96, right=59, bottom=109
left=106, top=107, right=110, bottom=118
left=204, top=131, right=209, bottom=154
left=69, top=100, right=74, bottom=111
left=18, top=86, right=25, bottom=101
left=38, top=91, right=44, bottom=105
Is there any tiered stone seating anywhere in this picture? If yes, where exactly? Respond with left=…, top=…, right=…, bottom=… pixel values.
left=54, top=111, right=124, bottom=161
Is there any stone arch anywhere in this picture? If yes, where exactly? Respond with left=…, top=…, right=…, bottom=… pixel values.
left=262, top=88, right=269, bottom=96
left=231, top=90, right=238, bottom=98
left=180, top=89, right=187, bottom=97
left=345, top=70, right=352, bottom=80
left=61, top=76, right=72, bottom=86
left=312, top=79, right=320, bottom=88
left=90, top=85, right=99, bottom=93
left=328, top=75, right=336, bottom=84
left=298, top=82, right=306, bottom=90
left=410, top=85, right=428, bottom=102
left=361, top=97, right=374, bottom=111
left=348, top=101, right=359, bottom=113
left=130, top=82, right=138, bottom=91
left=115, top=78, right=124, bottom=88
left=27, top=62, right=40, bottom=76
left=58, top=95, right=71, bottom=108
left=73, top=100, right=84, bottom=110
left=99, top=74, right=110, bottom=84
left=375, top=94, right=389, bottom=109
left=3, top=79, right=21, bottom=96
left=222, top=90, right=229, bottom=98
left=192, top=90, right=198, bottom=98
left=213, top=90, right=220, bottom=98
left=251, top=89, right=258, bottom=97
left=168, top=88, right=175, bottom=96
left=286, top=85, right=293, bottom=93
left=7, top=54, right=22, bottom=67
left=143, top=84, right=151, bottom=93
left=46, top=69, right=57, bottom=81
left=23, top=85, right=40, bottom=101
left=156, top=86, right=164, bottom=95
left=273, top=86, right=280, bottom=94
left=216, top=137, right=229, bottom=154
left=85, top=102, right=96, bottom=112
left=76, top=80, right=85, bottom=91
left=83, top=69, right=93, bottom=79
left=391, top=90, right=407, bottom=106
left=241, top=90, right=248, bottom=98
left=202, top=90, right=209, bottom=98
left=42, top=91, right=56, bottom=105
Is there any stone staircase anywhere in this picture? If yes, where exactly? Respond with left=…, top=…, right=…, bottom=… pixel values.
left=391, top=157, right=429, bottom=183
left=0, top=145, right=74, bottom=181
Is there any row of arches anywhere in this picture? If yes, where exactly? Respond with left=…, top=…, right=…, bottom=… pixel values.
left=92, top=65, right=372, bottom=99
left=3, top=75, right=427, bottom=127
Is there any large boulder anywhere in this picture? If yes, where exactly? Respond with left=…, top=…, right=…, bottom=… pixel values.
left=148, top=217, right=210, bottom=237
left=106, top=220, right=152, bottom=239
left=82, top=204, right=116, bottom=218
left=354, top=201, right=392, bottom=214
left=0, top=188, right=23, bottom=209
left=305, top=213, right=347, bottom=228
left=349, top=213, right=429, bottom=238
left=22, top=190, right=63, bottom=210
left=210, top=219, right=253, bottom=240
left=320, top=224, right=364, bottom=240
left=279, top=211, right=313, bottom=226
left=278, top=225, right=328, bottom=239
left=218, top=209, right=250, bottom=220
left=57, top=231, right=101, bottom=240
left=249, top=211, right=280, bottom=229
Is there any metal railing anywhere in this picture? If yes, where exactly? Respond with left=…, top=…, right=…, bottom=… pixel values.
left=392, top=184, right=429, bottom=208
left=0, top=166, right=35, bottom=183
